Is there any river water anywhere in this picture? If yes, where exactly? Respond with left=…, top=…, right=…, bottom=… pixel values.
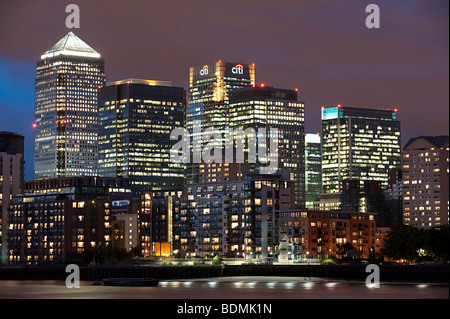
left=0, top=276, right=447, bottom=299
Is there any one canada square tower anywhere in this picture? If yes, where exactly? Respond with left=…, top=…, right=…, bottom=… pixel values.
left=34, top=32, right=105, bottom=179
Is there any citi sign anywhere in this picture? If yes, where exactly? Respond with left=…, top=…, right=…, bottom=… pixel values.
left=200, top=65, right=209, bottom=76
left=232, top=64, right=244, bottom=75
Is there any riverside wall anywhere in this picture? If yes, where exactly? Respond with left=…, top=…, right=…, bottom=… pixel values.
left=0, top=264, right=448, bottom=283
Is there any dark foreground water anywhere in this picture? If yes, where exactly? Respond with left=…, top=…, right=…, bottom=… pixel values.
left=0, top=276, right=447, bottom=299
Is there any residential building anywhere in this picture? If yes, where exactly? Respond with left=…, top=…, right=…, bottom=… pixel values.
left=277, top=209, right=377, bottom=260
left=402, top=135, right=449, bottom=229
left=0, top=132, right=25, bottom=263
left=176, top=171, right=294, bottom=261
left=139, top=190, right=183, bottom=257
left=8, top=176, right=131, bottom=264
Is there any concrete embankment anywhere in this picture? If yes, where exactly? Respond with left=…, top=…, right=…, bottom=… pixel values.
left=0, top=264, right=448, bottom=283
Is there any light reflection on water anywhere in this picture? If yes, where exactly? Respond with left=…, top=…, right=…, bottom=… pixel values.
left=0, top=277, right=448, bottom=299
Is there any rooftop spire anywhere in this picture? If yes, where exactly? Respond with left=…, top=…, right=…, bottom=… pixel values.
left=41, top=32, right=101, bottom=59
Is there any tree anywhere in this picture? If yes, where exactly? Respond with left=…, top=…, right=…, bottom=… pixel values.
left=423, top=225, right=449, bottom=262
left=382, top=224, right=449, bottom=262
left=212, top=255, right=223, bottom=265
left=336, top=242, right=356, bottom=259
left=81, top=245, right=136, bottom=264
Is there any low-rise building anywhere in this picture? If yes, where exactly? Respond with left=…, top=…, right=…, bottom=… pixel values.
left=8, top=177, right=131, bottom=264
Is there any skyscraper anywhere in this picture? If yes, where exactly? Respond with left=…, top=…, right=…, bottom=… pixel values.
left=0, top=132, right=25, bottom=263
left=228, top=86, right=305, bottom=207
left=186, top=60, right=255, bottom=184
left=34, top=32, right=105, bottom=180
left=97, top=79, right=185, bottom=196
left=402, top=135, right=449, bottom=229
left=321, top=106, right=401, bottom=194
left=305, top=133, right=322, bottom=209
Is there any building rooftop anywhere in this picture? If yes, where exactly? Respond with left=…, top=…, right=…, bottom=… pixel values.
left=404, top=135, right=449, bottom=150
left=105, top=78, right=172, bottom=87
left=41, top=32, right=101, bottom=59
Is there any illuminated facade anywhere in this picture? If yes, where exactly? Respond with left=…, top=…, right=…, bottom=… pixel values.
left=8, top=177, right=131, bottom=264
left=177, top=171, right=294, bottom=261
left=242, top=171, right=294, bottom=262
left=34, top=32, right=105, bottom=179
left=0, top=132, right=25, bottom=263
left=111, top=200, right=139, bottom=252
left=98, top=79, right=185, bottom=196
left=277, top=209, right=376, bottom=260
left=402, top=135, right=449, bottom=229
left=321, top=106, right=401, bottom=194
left=305, top=133, right=322, bottom=209
left=139, top=190, right=183, bottom=257
left=199, top=162, right=250, bottom=183
left=228, top=86, right=305, bottom=207
left=187, top=61, right=255, bottom=184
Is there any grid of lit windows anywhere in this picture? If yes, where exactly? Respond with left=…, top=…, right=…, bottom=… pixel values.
left=228, top=87, right=305, bottom=207
left=34, top=33, right=105, bottom=179
left=186, top=61, right=256, bottom=184
left=98, top=80, right=185, bottom=196
left=402, top=136, right=449, bottom=229
left=321, top=106, right=401, bottom=194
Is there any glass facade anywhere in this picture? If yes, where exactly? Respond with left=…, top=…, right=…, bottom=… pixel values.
left=187, top=61, right=255, bottom=184
left=34, top=32, right=105, bottom=179
left=321, top=106, right=401, bottom=193
left=98, top=80, right=185, bottom=196
left=228, top=86, right=305, bottom=207
left=305, top=133, right=322, bottom=209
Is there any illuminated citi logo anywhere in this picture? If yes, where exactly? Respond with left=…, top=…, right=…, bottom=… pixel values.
left=200, top=65, right=209, bottom=76
left=232, top=64, right=244, bottom=75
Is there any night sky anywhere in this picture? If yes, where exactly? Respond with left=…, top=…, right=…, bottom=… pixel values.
left=0, top=0, right=448, bottom=181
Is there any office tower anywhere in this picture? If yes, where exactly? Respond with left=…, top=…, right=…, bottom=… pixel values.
left=321, top=106, right=401, bottom=194
left=402, top=135, right=449, bottom=229
left=8, top=177, right=131, bottom=264
left=0, top=132, right=25, bottom=263
left=305, top=133, right=322, bottom=209
left=186, top=61, right=255, bottom=184
left=98, top=79, right=185, bottom=197
left=34, top=32, right=105, bottom=180
left=228, top=86, right=305, bottom=207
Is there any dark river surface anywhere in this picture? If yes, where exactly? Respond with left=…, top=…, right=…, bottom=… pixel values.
left=0, top=276, right=447, bottom=299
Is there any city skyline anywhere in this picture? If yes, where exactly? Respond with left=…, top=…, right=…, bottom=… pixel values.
left=0, top=0, right=448, bottom=181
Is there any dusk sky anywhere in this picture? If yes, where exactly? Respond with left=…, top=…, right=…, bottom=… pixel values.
left=0, top=0, right=448, bottom=181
